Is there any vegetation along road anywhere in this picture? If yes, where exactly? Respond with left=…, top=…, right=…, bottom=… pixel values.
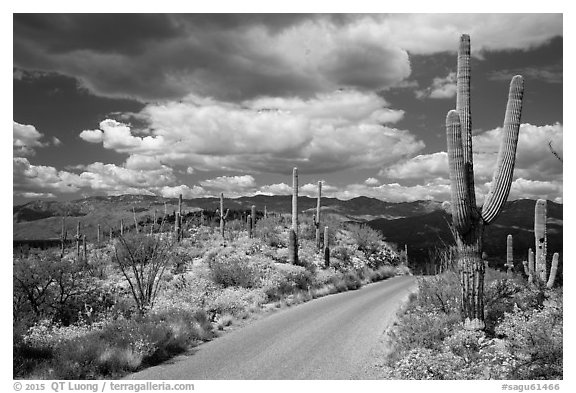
left=126, top=275, right=416, bottom=380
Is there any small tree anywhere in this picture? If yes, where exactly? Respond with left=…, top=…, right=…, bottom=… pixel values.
left=113, top=232, right=174, bottom=314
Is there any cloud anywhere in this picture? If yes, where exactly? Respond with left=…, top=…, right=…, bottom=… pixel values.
left=488, top=65, right=562, bottom=84
left=14, top=14, right=561, bottom=102
left=331, top=180, right=453, bottom=203
left=159, top=185, right=209, bottom=199
left=80, top=90, right=424, bottom=174
left=13, top=157, right=85, bottom=195
left=79, top=129, right=104, bottom=143
left=382, top=152, right=448, bottom=179
left=364, top=177, right=380, bottom=186
left=256, top=183, right=292, bottom=195
left=13, top=121, right=51, bottom=157
left=416, top=72, right=457, bottom=100
left=17, top=192, right=57, bottom=199
left=125, top=154, right=163, bottom=170
left=473, top=123, right=563, bottom=182
left=376, top=123, right=563, bottom=202
left=200, top=175, right=257, bottom=191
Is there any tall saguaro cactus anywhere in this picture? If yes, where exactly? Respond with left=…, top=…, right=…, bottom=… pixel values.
left=289, top=167, right=299, bottom=265
left=323, top=226, right=330, bottom=268
left=446, top=34, right=524, bottom=330
left=534, top=199, right=547, bottom=282
left=314, top=181, right=322, bottom=250
left=218, top=192, right=230, bottom=238
left=506, top=234, right=514, bottom=274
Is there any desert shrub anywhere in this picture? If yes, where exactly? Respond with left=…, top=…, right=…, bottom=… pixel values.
left=13, top=251, right=108, bottom=327
left=368, top=265, right=398, bottom=282
left=14, top=308, right=214, bottom=379
left=366, top=246, right=401, bottom=269
left=329, top=244, right=365, bottom=272
left=416, top=271, right=461, bottom=314
left=343, top=271, right=362, bottom=290
left=347, top=224, right=383, bottom=255
left=209, top=254, right=261, bottom=288
left=254, top=216, right=285, bottom=247
left=390, top=305, right=462, bottom=356
left=113, top=232, right=175, bottom=313
left=207, top=287, right=266, bottom=317
left=495, top=289, right=563, bottom=379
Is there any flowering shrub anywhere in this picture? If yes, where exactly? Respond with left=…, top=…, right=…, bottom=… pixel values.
left=207, top=287, right=266, bottom=317
left=495, top=290, right=562, bottom=379
left=383, top=268, right=563, bottom=380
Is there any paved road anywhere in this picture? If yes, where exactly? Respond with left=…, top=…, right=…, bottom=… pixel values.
left=125, top=275, right=416, bottom=380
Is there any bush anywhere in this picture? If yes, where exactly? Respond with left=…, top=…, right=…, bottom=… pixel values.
left=495, top=290, right=563, bottom=379
left=14, top=251, right=108, bottom=327
left=207, top=287, right=266, bottom=317
left=113, top=232, right=175, bottom=313
left=14, top=308, right=214, bottom=379
left=210, top=254, right=260, bottom=288
left=347, top=224, right=383, bottom=255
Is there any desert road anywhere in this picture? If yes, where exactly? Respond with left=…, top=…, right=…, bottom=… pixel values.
left=125, top=275, right=416, bottom=380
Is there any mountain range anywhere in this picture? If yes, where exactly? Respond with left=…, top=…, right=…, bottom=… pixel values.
left=13, top=195, right=562, bottom=269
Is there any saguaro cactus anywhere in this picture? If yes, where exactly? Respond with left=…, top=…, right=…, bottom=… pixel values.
left=97, top=224, right=101, bottom=244
left=313, top=181, right=322, bottom=250
left=248, top=215, right=253, bottom=238
left=323, top=226, right=330, bottom=268
left=175, top=211, right=181, bottom=241
left=133, top=207, right=139, bottom=233
left=289, top=167, right=299, bottom=265
left=75, top=221, right=82, bottom=260
left=534, top=199, right=547, bottom=282
left=60, top=216, right=67, bottom=258
left=506, top=234, right=514, bottom=274
left=218, top=192, right=230, bottom=238
left=446, top=34, right=524, bottom=330
left=251, top=205, right=257, bottom=227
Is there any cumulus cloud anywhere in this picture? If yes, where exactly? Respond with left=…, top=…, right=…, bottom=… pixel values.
left=13, top=156, right=180, bottom=198
left=364, top=177, right=380, bottom=186
left=14, top=157, right=85, bottom=195
left=13, top=14, right=561, bottom=102
left=159, top=185, right=209, bottom=199
left=416, top=72, right=457, bottom=100
left=377, top=123, right=563, bottom=202
left=200, top=175, right=257, bottom=191
left=80, top=90, right=424, bottom=174
left=13, top=121, right=56, bottom=157
left=382, top=152, right=448, bottom=179
left=256, top=183, right=292, bottom=195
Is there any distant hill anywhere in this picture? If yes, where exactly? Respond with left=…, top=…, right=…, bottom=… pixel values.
left=367, top=199, right=563, bottom=271
left=13, top=194, right=442, bottom=240
left=13, top=195, right=562, bottom=273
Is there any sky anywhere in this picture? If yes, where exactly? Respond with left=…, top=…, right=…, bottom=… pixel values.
left=12, top=13, right=563, bottom=205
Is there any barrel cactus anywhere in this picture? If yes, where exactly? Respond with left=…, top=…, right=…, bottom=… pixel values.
left=445, top=34, right=524, bottom=330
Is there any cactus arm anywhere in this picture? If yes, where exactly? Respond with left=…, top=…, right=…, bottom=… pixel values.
left=456, top=34, right=477, bottom=209
left=446, top=110, right=472, bottom=234
left=481, top=76, right=524, bottom=224
left=547, top=252, right=559, bottom=289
